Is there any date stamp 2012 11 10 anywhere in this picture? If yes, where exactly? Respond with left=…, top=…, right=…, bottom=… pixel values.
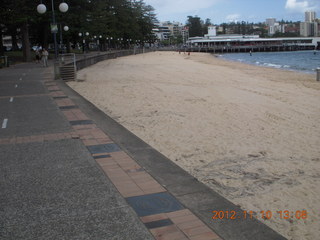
left=212, top=210, right=308, bottom=220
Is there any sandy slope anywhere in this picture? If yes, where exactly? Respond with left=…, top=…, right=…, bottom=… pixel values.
left=68, top=51, right=320, bottom=240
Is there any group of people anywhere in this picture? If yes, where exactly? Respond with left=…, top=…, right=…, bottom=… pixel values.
left=35, top=48, right=49, bottom=67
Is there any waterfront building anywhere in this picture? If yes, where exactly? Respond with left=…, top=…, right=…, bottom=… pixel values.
left=153, top=21, right=185, bottom=41
left=266, top=18, right=283, bottom=36
left=266, top=18, right=276, bottom=27
left=205, top=26, right=217, bottom=37
left=152, top=22, right=171, bottom=41
left=300, top=11, right=319, bottom=37
left=186, top=34, right=320, bottom=52
left=161, top=21, right=184, bottom=37
left=300, top=22, right=312, bottom=37
left=181, top=27, right=189, bottom=45
left=305, top=11, right=316, bottom=22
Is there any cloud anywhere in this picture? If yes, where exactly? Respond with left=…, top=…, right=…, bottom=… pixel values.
left=144, top=0, right=221, bottom=16
left=226, top=14, right=241, bottom=22
left=285, top=0, right=319, bottom=12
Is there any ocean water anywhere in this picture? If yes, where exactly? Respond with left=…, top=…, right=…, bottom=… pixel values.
left=220, top=50, right=320, bottom=74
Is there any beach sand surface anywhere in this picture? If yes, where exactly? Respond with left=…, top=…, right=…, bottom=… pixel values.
left=68, top=52, right=320, bottom=240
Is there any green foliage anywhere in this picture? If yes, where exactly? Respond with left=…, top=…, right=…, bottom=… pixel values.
left=160, top=35, right=183, bottom=46
left=203, top=18, right=212, bottom=35
left=0, top=0, right=157, bottom=60
left=186, top=16, right=204, bottom=37
left=185, top=16, right=213, bottom=37
left=219, top=21, right=268, bottom=37
left=272, top=32, right=299, bottom=38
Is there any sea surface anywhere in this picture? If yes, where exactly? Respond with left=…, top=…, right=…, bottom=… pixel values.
left=220, top=50, right=320, bottom=74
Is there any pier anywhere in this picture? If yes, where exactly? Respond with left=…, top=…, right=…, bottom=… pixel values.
left=185, top=36, right=320, bottom=53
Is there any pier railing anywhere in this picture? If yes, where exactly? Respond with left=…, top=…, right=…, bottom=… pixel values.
left=179, top=44, right=316, bottom=53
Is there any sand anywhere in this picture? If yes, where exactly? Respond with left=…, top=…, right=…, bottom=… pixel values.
left=68, top=51, right=320, bottom=240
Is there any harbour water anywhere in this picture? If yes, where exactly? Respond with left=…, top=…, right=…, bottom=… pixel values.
left=220, top=50, right=320, bottom=74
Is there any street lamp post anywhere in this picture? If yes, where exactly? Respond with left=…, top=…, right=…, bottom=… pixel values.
left=78, top=32, right=89, bottom=53
left=37, top=1, right=69, bottom=59
left=94, top=35, right=102, bottom=51
left=99, top=35, right=102, bottom=51
left=94, top=35, right=97, bottom=50
left=110, top=37, right=113, bottom=49
left=59, top=24, right=69, bottom=53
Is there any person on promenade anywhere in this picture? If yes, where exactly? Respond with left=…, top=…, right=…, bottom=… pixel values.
left=35, top=48, right=41, bottom=63
left=42, top=48, right=49, bottom=67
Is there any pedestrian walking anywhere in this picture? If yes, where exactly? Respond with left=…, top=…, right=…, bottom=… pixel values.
left=42, top=48, right=49, bottom=67
left=35, top=48, right=41, bottom=63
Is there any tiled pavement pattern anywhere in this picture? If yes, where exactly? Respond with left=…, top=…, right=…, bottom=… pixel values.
left=47, top=81, right=222, bottom=240
left=0, top=68, right=221, bottom=240
left=1, top=66, right=153, bottom=239
left=1, top=61, right=286, bottom=240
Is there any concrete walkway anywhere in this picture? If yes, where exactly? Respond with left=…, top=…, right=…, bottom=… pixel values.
left=0, top=61, right=286, bottom=240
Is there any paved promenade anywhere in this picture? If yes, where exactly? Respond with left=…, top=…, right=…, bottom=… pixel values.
left=0, top=61, right=286, bottom=240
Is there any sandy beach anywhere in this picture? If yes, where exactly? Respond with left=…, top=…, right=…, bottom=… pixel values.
left=68, top=51, right=320, bottom=240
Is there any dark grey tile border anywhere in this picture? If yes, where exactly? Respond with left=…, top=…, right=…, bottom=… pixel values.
left=87, top=143, right=121, bottom=154
left=52, top=96, right=69, bottom=99
left=59, top=106, right=78, bottom=110
left=144, top=219, right=174, bottom=229
left=93, top=154, right=111, bottom=159
left=57, top=80, right=287, bottom=240
left=126, top=192, right=185, bottom=217
left=69, top=120, right=93, bottom=126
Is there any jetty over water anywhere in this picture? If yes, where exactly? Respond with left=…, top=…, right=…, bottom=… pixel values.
left=186, top=35, right=320, bottom=53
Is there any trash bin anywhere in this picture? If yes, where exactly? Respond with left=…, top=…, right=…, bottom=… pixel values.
left=0, top=56, right=8, bottom=68
left=317, top=68, right=320, bottom=81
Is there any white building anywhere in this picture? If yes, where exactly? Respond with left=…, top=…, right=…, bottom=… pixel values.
left=300, top=11, right=319, bottom=37
left=152, top=27, right=170, bottom=41
left=161, top=21, right=184, bottom=37
left=206, top=26, right=217, bottom=37
left=266, top=18, right=276, bottom=27
left=266, top=18, right=283, bottom=36
left=153, top=21, right=185, bottom=41
left=305, top=11, right=316, bottom=22
left=300, top=22, right=310, bottom=36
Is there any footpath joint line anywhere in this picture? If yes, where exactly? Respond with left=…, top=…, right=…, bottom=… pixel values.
left=0, top=131, right=80, bottom=145
left=0, top=93, right=49, bottom=99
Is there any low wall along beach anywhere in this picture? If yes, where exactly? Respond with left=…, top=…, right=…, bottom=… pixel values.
left=68, top=51, right=320, bottom=240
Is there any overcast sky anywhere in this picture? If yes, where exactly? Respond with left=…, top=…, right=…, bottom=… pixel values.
left=143, top=0, right=320, bottom=24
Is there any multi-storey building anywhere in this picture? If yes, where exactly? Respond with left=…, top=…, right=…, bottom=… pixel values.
left=152, top=25, right=170, bottom=41
left=300, top=11, right=318, bottom=37
left=153, top=21, right=185, bottom=42
left=161, top=21, right=184, bottom=37
left=305, top=11, right=316, bottom=22
left=266, top=18, right=284, bottom=35
left=266, top=18, right=276, bottom=27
